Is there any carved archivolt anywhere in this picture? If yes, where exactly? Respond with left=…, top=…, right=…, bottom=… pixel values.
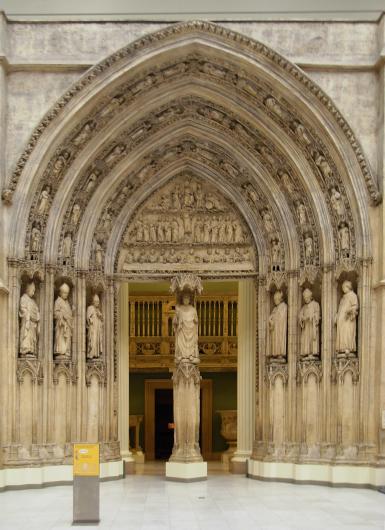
left=5, top=21, right=378, bottom=207
left=19, top=52, right=361, bottom=275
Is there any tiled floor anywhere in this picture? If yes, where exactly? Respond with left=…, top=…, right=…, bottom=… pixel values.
left=0, top=463, right=384, bottom=530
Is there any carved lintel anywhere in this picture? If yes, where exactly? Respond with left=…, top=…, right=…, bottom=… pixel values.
left=296, top=359, right=322, bottom=384
left=16, top=358, right=43, bottom=384
left=331, top=357, right=359, bottom=384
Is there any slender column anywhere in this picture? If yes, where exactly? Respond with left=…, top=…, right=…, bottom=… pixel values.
left=42, top=266, right=54, bottom=443
left=231, top=279, right=256, bottom=473
left=257, top=277, right=267, bottom=444
left=75, top=272, right=87, bottom=441
left=105, top=278, right=115, bottom=441
left=321, top=265, right=334, bottom=446
left=118, top=282, right=134, bottom=470
left=287, top=271, right=300, bottom=444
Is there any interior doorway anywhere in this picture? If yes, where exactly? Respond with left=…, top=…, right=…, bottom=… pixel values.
left=154, top=388, right=173, bottom=459
left=144, top=379, right=213, bottom=461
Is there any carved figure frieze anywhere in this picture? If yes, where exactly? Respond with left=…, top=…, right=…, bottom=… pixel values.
left=335, top=280, right=358, bottom=358
left=118, top=175, right=256, bottom=274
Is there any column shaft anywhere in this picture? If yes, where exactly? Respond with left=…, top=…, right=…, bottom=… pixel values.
left=118, top=282, right=134, bottom=467
left=232, top=279, right=256, bottom=471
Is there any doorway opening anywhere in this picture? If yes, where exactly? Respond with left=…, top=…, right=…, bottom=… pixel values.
left=155, top=388, right=173, bottom=459
left=128, top=280, right=238, bottom=463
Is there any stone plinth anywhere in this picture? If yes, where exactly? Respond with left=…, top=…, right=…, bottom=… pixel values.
left=165, top=461, right=207, bottom=482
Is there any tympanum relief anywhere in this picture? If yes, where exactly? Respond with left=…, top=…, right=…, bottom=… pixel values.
left=118, top=176, right=256, bottom=274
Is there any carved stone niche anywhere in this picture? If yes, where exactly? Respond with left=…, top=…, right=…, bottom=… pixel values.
left=18, top=270, right=43, bottom=360
left=266, top=283, right=288, bottom=365
left=53, top=276, right=75, bottom=361
left=28, top=220, right=43, bottom=261
left=116, top=174, right=256, bottom=275
left=334, top=270, right=359, bottom=361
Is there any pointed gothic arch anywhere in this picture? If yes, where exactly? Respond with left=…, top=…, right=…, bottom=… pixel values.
left=2, top=20, right=381, bottom=483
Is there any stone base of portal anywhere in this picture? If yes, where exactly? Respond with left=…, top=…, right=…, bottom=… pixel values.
left=165, top=461, right=207, bottom=482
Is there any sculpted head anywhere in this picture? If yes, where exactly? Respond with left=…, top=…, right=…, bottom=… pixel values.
left=182, top=292, right=191, bottom=306
left=59, top=283, right=70, bottom=300
left=273, top=290, right=283, bottom=306
left=26, top=282, right=36, bottom=297
left=342, top=280, right=352, bottom=294
left=92, top=294, right=100, bottom=307
left=303, top=288, right=313, bottom=304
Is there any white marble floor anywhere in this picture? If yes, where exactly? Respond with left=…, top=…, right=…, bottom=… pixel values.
left=0, top=465, right=384, bottom=530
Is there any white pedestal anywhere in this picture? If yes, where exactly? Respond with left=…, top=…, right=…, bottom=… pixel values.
left=165, top=461, right=207, bottom=482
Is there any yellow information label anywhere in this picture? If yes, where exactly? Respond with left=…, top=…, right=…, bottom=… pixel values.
left=73, top=443, right=100, bottom=477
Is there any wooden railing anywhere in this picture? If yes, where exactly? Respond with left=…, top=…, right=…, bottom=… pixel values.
left=129, top=295, right=238, bottom=371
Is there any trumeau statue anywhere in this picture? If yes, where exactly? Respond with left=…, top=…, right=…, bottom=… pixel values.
left=335, top=280, right=359, bottom=357
left=54, top=283, right=73, bottom=358
left=86, top=294, right=103, bottom=360
left=19, top=282, right=40, bottom=357
left=268, top=290, right=287, bottom=361
left=169, top=274, right=203, bottom=463
left=299, top=288, right=320, bottom=359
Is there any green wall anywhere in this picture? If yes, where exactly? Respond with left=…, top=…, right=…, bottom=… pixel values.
left=129, top=371, right=237, bottom=455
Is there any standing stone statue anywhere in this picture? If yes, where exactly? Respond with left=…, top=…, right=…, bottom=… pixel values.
left=19, top=282, right=40, bottom=357
left=86, top=294, right=103, bottom=360
left=299, top=288, right=320, bottom=359
left=268, top=290, right=287, bottom=361
left=169, top=274, right=203, bottom=462
left=54, top=283, right=73, bottom=358
left=335, top=280, right=359, bottom=357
